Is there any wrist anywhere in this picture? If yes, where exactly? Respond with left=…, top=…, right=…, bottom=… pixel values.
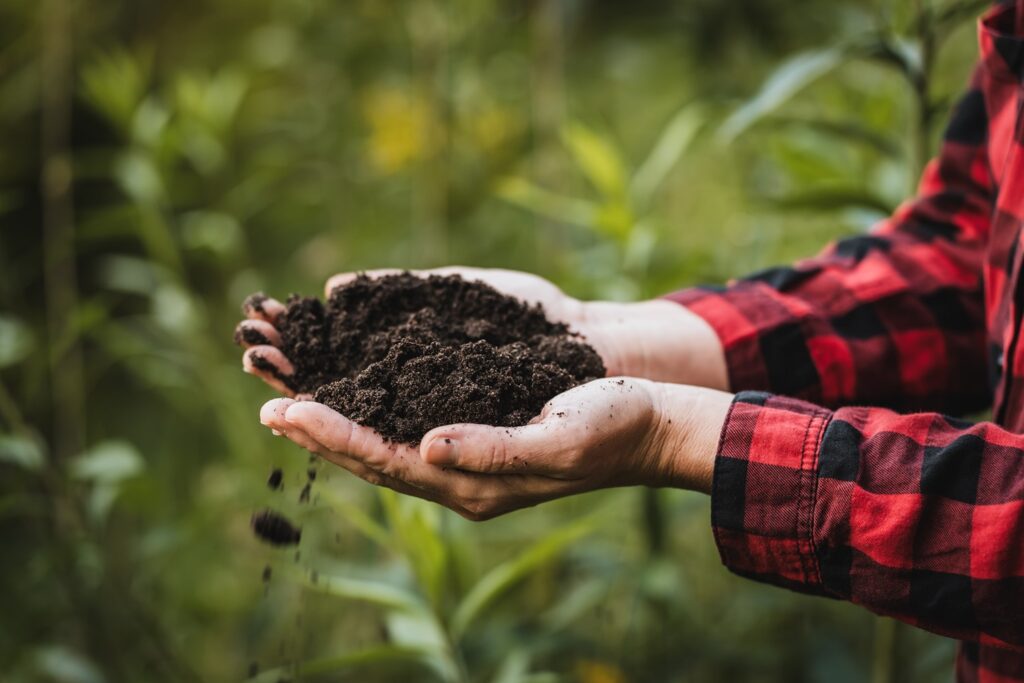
left=644, top=382, right=733, bottom=493
left=580, top=299, right=728, bottom=389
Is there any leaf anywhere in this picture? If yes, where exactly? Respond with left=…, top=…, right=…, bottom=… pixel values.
left=179, top=211, right=242, bottom=255
left=760, top=115, right=903, bottom=158
left=863, top=36, right=922, bottom=84
left=717, top=48, right=846, bottom=143
left=80, top=48, right=151, bottom=132
left=70, top=440, right=144, bottom=483
left=0, top=435, right=45, bottom=471
left=378, top=490, right=449, bottom=608
left=386, top=612, right=461, bottom=683
left=631, top=104, right=704, bottom=207
left=492, top=649, right=530, bottom=683
left=114, top=151, right=164, bottom=204
left=33, top=646, right=106, bottom=683
left=560, top=122, right=627, bottom=198
left=757, top=187, right=895, bottom=215
left=935, top=0, right=990, bottom=35
left=495, top=177, right=598, bottom=229
left=297, top=566, right=429, bottom=615
left=317, top=487, right=394, bottom=550
left=0, top=315, right=32, bottom=368
left=541, top=577, right=609, bottom=632
left=450, top=518, right=594, bottom=638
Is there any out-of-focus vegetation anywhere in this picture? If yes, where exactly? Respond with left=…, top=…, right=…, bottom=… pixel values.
left=1, top=0, right=986, bottom=681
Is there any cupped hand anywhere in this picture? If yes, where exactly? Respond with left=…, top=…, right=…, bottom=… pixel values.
left=260, top=377, right=728, bottom=520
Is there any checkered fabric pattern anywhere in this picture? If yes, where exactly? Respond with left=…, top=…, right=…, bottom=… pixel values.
left=666, top=3, right=1024, bottom=680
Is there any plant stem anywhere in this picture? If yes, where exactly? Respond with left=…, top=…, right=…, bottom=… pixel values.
left=871, top=617, right=898, bottom=683
left=41, top=0, right=85, bottom=462
left=911, top=0, right=936, bottom=181
left=530, top=0, right=567, bottom=264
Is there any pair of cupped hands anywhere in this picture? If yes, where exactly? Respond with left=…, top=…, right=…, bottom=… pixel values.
left=238, top=267, right=733, bottom=520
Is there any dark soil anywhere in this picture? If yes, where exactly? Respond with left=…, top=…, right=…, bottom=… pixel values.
left=251, top=509, right=301, bottom=546
left=260, top=272, right=604, bottom=444
left=266, top=468, right=283, bottom=491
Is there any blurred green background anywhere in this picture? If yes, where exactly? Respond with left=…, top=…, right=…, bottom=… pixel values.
left=1, top=0, right=987, bottom=681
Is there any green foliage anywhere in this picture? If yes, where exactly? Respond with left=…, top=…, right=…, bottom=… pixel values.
left=1, top=0, right=984, bottom=681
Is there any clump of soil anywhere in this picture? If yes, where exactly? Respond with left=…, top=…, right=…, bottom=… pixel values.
left=260, top=272, right=604, bottom=444
left=251, top=509, right=301, bottom=546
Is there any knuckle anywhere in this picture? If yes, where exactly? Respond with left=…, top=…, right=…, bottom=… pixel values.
left=485, top=439, right=509, bottom=472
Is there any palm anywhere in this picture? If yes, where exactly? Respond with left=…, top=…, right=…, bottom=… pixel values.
left=261, top=377, right=659, bottom=520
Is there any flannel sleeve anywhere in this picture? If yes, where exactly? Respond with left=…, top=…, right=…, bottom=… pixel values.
left=716, top=391, right=1024, bottom=651
left=666, top=67, right=994, bottom=415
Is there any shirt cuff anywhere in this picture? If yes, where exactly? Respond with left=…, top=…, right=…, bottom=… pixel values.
left=711, top=390, right=835, bottom=596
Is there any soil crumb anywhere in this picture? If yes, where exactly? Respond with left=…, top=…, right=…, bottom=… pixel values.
left=251, top=509, right=301, bottom=547
left=268, top=272, right=604, bottom=444
left=267, top=468, right=283, bottom=491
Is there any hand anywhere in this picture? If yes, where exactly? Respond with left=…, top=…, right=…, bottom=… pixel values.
left=236, top=266, right=728, bottom=395
left=260, top=378, right=733, bottom=520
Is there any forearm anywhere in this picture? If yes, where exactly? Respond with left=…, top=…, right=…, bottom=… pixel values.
left=684, top=389, right=1024, bottom=650
left=583, top=299, right=729, bottom=390
left=631, top=381, right=732, bottom=493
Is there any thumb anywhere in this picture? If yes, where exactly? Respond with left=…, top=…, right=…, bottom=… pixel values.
left=419, top=420, right=572, bottom=476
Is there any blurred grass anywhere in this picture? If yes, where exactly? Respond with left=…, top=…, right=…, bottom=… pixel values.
left=0, top=0, right=982, bottom=681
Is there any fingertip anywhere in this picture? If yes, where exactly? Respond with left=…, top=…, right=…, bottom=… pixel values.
left=260, top=398, right=295, bottom=428
left=243, top=346, right=295, bottom=378
left=283, top=399, right=331, bottom=427
left=242, top=293, right=287, bottom=323
left=420, top=433, right=458, bottom=465
left=234, top=320, right=281, bottom=348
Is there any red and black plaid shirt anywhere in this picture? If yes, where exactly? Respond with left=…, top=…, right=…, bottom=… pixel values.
left=667, top=3, right=1024, bottom=680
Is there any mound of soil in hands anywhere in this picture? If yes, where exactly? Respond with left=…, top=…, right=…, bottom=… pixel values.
left=258, top=272, right=605, bottom=444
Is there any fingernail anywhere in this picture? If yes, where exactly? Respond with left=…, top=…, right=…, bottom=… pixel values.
left=271, top=429, right=282, bottom=436
left=424, top=437, right=457, bottom=465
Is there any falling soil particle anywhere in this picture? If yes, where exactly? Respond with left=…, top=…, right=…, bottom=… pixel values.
left=264, top=272, right=604, bottom=444
left=262, top=565, right=272, bottom=583
left=298, top=482, right=311, bottom=504
left=306, top=468, right=317, bottom=481
left=251, top=509, right=301, bottom=547
left=267, top=468, right=283, bottom=491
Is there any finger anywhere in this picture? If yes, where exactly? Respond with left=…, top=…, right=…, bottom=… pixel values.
left=419, top=418, right=577, bottom=477
left=282, top=401, right=403, bottom=470
left=260, top=397, right=296, bottom=436
left=242, top=292, right=287, bottom=324
left=244, top=347, right=296, bottom=395
left=283, top=402, right=494, bottom=499
left=233, top=319, right=282, bottom=348
left=277, top=405, right=478, bottom=515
